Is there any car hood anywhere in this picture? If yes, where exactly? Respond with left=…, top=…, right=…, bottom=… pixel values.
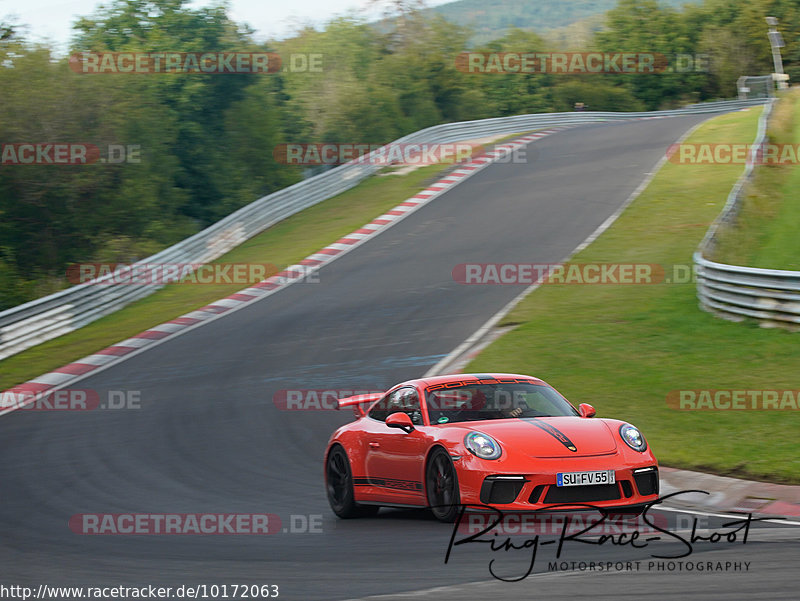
left=460, top=417, right=618, bottom=458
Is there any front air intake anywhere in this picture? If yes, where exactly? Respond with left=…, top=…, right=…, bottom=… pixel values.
left=480, top=476, right=526, bottom=504
left=633, top=467, right=659, bottom=496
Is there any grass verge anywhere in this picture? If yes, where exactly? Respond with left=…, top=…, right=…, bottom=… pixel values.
left=711, top=88, right=800, bottom=269
left=466, top=106, right=800, bottom=483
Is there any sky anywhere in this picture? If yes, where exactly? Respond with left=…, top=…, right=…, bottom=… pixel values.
left=2, top=0, right=453, bottom=53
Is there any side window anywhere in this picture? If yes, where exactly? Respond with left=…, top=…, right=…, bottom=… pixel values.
left=368, top=392, right=393, bottom=422
left=395, top=388, right=422, bottom=425
left=368, top=387, right=422, bottom=424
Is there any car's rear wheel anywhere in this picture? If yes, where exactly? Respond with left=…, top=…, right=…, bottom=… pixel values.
left=326, top=445, right=379, bottom=518
left=426, top=448, right=461, bottom=522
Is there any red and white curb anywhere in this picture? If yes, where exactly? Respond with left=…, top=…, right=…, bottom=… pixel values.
left=0, top=129, right=564, bottom=414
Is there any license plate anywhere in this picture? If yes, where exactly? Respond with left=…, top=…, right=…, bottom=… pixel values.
left=556, top=470, right=615, bottom=487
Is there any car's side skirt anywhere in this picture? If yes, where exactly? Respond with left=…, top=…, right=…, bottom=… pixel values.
left=353, top=476, right=424, bottom=493
left=357, top=501, right=428, bottom=509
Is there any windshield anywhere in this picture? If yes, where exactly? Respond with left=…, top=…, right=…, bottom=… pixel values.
left=425, top=382, right=578, bottom=424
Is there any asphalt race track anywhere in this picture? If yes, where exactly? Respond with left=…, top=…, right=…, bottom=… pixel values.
left=2, top=112, right=797, bottom=600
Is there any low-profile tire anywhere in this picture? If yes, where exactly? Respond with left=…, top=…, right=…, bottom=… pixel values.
left=325, top=445, right=379, bottom=518
left=426, top=448, right=461, bottom=523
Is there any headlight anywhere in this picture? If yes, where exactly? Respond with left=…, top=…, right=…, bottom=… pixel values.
left=619, top=424, right=647, bottom=452
left=464, top=431, right=502, bottom=460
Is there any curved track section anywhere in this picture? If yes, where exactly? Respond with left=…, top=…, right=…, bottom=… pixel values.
left=3, top=114, right=795, bottom=600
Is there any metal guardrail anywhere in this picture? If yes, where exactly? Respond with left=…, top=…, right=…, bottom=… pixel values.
left=0, top=98, right=771, bottom=360
left=694, top=256, right=800, bottom=326
left=694, top=97, right=800, bottom=328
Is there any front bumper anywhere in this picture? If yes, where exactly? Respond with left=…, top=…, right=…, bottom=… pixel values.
left=456, top=455, right=659, bottom=511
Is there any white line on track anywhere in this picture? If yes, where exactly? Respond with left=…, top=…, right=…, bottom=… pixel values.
left=656, top=505, right=800, bottom=527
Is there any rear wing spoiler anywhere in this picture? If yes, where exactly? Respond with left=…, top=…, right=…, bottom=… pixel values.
left=336, top=393, right=384, bottom=418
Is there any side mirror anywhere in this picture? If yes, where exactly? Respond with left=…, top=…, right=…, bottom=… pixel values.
left=578, top=403, right=596, bottom=418
left=386, top=412, right=415, bottom=433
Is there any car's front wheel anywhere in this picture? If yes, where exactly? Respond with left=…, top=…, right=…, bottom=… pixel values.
left=426, top=448, right=461, bottom=522
left=325, top=445, right=379, bottom=518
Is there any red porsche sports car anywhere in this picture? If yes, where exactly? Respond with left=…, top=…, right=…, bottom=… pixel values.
left=324, top=373, right=659, bottom=522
